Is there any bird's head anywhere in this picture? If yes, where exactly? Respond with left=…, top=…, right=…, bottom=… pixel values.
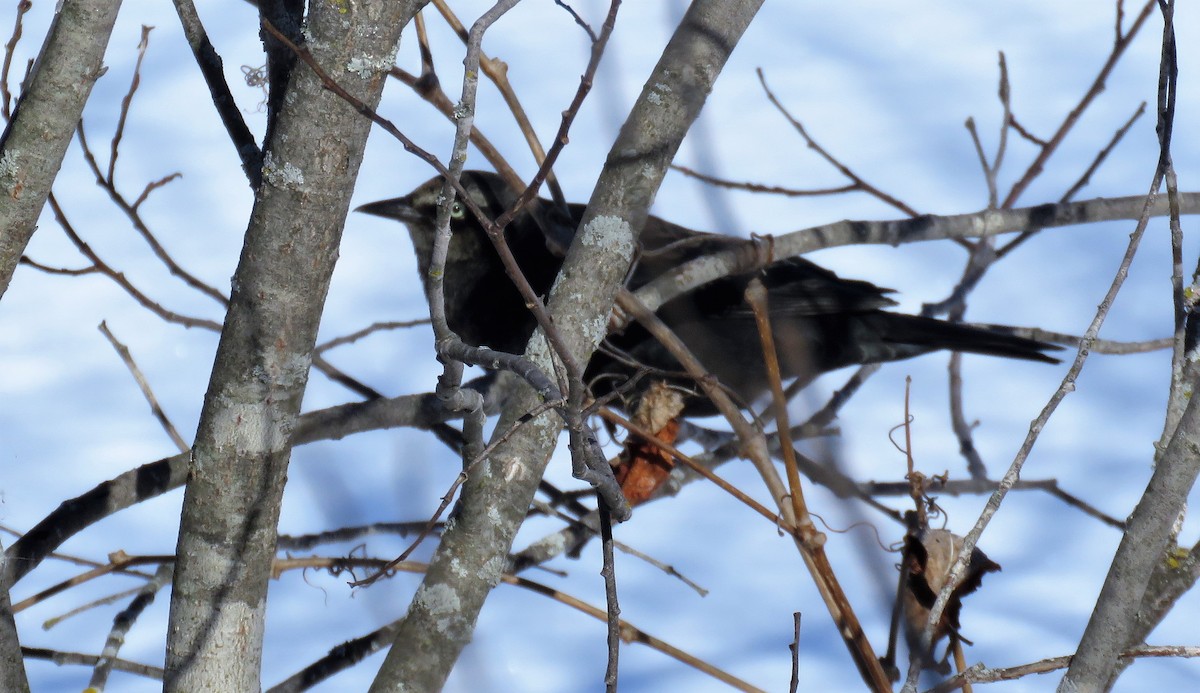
left=356, top=171, right=522, bottom=257
left=354, top=171, right=573, bottom=352
left=357, top=170, right=578, bottom=275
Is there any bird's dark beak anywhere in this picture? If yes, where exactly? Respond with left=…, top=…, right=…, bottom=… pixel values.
left=355, top=196, right=422, bottom=224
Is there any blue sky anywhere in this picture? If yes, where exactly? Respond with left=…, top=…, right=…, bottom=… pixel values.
left=3, top=1, right=1199, bottom=691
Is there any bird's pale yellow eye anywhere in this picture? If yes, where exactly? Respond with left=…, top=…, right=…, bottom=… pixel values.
left=450, top=201, right=466, bottom=219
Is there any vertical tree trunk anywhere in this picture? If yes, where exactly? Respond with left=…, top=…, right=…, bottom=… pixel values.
left=163, top=3, right=419, bottom=690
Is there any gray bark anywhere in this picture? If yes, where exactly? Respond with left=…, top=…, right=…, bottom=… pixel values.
left=0, top=1, right=122, bottom=685
left=367, top=1, right=764, bottom=690
left=0, top=541, right=29, bottom=693
left=1060, top=382, right=1200, bottom=690
left=162, top=3, right=416, bottom=690
left=0, top=0, right=122, bottom=299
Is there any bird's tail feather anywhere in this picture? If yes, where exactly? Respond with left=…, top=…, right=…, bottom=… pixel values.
left=868, top=313, right=1061, bottom=364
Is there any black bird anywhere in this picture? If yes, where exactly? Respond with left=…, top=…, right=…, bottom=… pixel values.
left=357, top=171, right=1059, bottom=415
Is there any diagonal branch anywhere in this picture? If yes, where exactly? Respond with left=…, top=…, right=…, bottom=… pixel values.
left=0, top=0, right=122, bottom=299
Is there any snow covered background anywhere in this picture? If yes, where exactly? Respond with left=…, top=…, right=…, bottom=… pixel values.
left=3, top=1, right=1199, bottom=691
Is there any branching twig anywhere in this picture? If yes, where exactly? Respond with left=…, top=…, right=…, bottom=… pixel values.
left=108, top=26, right=152, bottom=183
left=906, top=113, right=1169, bottom=693
left=618, top=288, right=891, bottom=691
left=0, top=0, right=32, bottom=120
left=670, top=163, right=858, bottom=198
left=428, top=0, right=568, bottom=207
left=998, top=102, right=1147, bottom=259
left=169, top=0, right=262, bottom=185
left=21, top=647, right=163, bottom=682
left=1001, top=0, right=1156, bottom=207
left=758, top=68, right=920, bottom=219
left=859, top=477, right=1125, bottom=529
left=47, top=193, right=222, bottom=331
left=269, top=557, right=764, bottom=693
left=76, top=120, right=224, bottom=307
left=925, top=645, right=1200, bottom=693
left=87, top=562, right=173, bottom=691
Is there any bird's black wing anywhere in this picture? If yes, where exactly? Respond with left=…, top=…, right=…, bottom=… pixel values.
left=729, top=257, right=899, bottom=316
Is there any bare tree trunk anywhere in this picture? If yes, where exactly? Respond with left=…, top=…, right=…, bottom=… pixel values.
left=0, top=3, right=121, bottom=685
left=0, top=0, right=121, bottom=298
left=162, top=2, right=418, bottom=690
left=1060, top=387, right=1200, bottom=690
left=367, top=1, right=764, bottom=690
left=0, top=541, right=29, bottom=693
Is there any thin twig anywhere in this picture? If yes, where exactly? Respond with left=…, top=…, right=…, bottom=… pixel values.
left=598, top=501, right=621, bottom=691
left=617, top=289, right=891, bottom=691
left=859, top=477, right=1125, bottom=530
left=789, top=612, right=802, bottom=693
left=47, top=193, right=223, bottom=331
left=21, top=647, right=163, bottom=682
left=745, top=280, right=812, bottom=532
left=553, top=0, right=598, bottom=42
left=270, top=558, right=764, bottom=692
left=348, top=472, right=467, bottom=588
left=12, top=554, right=174, bottom=613
left=904, top=138, right=1168, bottom=693
left=670, top=163, right=858, bottom=198
left=1015, top=327, right=1170, bottom=354
left=387, top=65, right=523, bottom=190
left=388, top=6, right=523, bottom=189
left=17, top=256, right=97, bottom=275
left=1001, top=0, right=1156, bottom=207
left=98, top=321, right=190, bottom=452
left=747, top=279, right=893, bottom=691
left=87, top=562, right=173, bottom=691
left=76, top=121, right=224, bottom=306
left=429, top=0, right=567, bottom=207
left=757, top=68, right=920, bottom=219
left=998, top=101, right=1147, bottom=259
left=924, top=645, right=1200, bottom=693
left=314, top=319, right=430, bottom=354
left=42, top=586, right=143, bottom=630
left=1, top=0, right=32, bottom=120
left=276, top=521, right=441, bottom=551
left=527, top=497, right=709, bottom=596
left=108, top=26, right=153, bottom=183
